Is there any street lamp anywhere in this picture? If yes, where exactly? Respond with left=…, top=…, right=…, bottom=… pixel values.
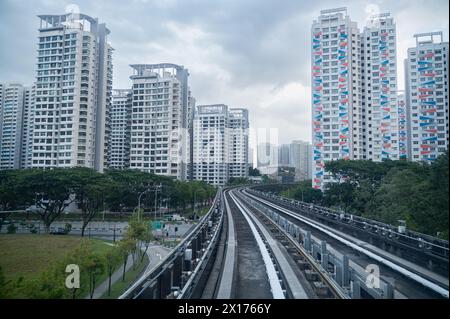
left=193, top=188, right=203, bottom=220
left=154, top=183, right=162, bottom=221
left=137, top=189, right=149, bottom=221
left=137, top=183, right=162, bottom=222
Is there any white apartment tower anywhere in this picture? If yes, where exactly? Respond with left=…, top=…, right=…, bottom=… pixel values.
left=278, top=144, right=291, bottom=166
left=0, top=83, right=28, bottom=169
left=311, top=8, right=400, bottom=189
left=129, top=64, right=191, bottom=180
left=311, top=8, right=362, bottom=189
left=290, top=140, right=313, bottom=181
left=397, top=92, right=408, bottom=159
left=405, top=32, right=449, bottom=162
left=257, top=142, right=278, bottom=175
left=193, top=104, right=249, bottom=186
left=361, top=13, right=399, bottom=161
left=32, top=13, right=113, bottom=171
left=229, top=108, right=249, bottom=179
left=109, top=89, right=132, bottom=169
left=193, top=105, right=230, bottom=186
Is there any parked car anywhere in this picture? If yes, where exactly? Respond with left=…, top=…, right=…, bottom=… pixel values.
left=50, top=227, right=67, bottom=235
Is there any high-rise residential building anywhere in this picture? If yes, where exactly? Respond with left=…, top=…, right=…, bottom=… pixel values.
left=193, top=104, right=249, bottom=186
left=405, top=32, right=449, bottom=162
left=129, top=64, right=191, bottom=180
left=361, top=13, right=399, bottom=161
left=32, top=13, right=113, bottom=171
left=397, top=92, right=408, bottom=159
left=311, top=7, right=362, bottom=189
left=248, top=146, right=254, bottom=169
left=193, top=104, right=230, bottom=186
left=20, top=85, right=36, bottom=169
left=0, top=83, right=27, bottom=169
left=108, top=89, right=132, bottom=169
left=311, top=8, right=400, bottom=189
left=257, top=142, right=278, bottom=175
left=187, top=91, right=196, bottom=180
left=290, top=140, right=313, bottom=181
left=229, top=108, right=249, bottom=179
left=278, top=144, right=291, bottom=166
left=0, top=84, right=2, bottom=162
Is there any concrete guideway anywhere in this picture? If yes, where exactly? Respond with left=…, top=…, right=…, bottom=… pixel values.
left=230, top=191, right=308, bottom=299
left=215, top=190, right=237, bottom=298
left=245, top=190, right=449, bottom=299
left=228, top=190, right=286, bottom=299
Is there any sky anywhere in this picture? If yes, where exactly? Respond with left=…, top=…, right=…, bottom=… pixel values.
left=0, top=0, right=448, bottom=145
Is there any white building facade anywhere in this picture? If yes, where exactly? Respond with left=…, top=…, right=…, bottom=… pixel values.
left=109, top=89, right=131, bottom=169
left=311, top=8, right=362, bottom=189
left=361, top=13, right=399, bottom=161
left=311, top=8, right=401, bottom=189
left=290, top=140, right=313, bottom=181
left=229, top=108, right=249, bottom=179
left=405, top=32, right=449, bottom=162
left=397, top=92, right=408, bottom=159
left=0, top=83, right=31, bottom=169
left=129, top=64, right=191, bottom=180
left=193, top=104, right=229, bottom=186
left=193, top=104, right=249, bottom=186
left=31, top=13, right=113, bottom=171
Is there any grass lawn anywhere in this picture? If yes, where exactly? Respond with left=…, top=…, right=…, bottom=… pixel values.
left=0, top=234, right=112, bottom=298
left=100, top=254, right=149, bottom=299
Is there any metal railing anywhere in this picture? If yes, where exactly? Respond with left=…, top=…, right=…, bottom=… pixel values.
left=248, top=188, right=449, bottom=260
left=119, top=190, right=222, bottom=299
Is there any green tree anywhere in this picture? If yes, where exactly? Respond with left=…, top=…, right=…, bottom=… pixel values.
left=105, top=247, right=121, bottom=296
left=281, top=180, right=323, bottom=204
left=228, top=177, right=250, bottom=186
left=248, top=167, right=261, bottom=176
left=0, top=170, right=23, bottom=211
left=118, top=237, right=136, bottom=282
left=20, top=168, right=75, bottom=233
left=323, top=181, right=356, bottom=212
left=0, top=266, right=6, bottom=298
left=71, top=168, right=112, bottom=236
left=85, top=252, right=105, bottom=299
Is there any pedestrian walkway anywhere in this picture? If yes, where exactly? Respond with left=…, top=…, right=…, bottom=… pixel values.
left=88, top=253, right=134, bottom=299
left=89, top=242, right=172, bottom=299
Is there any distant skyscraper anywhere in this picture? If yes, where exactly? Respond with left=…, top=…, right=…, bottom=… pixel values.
left=193, top=104, right=249, bottom=185
left=405, top=32, right=449, bottom=162
left=257, top=142, right=278, bottom=175
left=311, top=8, right=400, bottom=189
left=0, top=83, right=29, bottom=169
left=289, top=140, right=312, bottom=181
left=278, top=144, right=291, bottom=166
left=248, top=146, right=254, bottom=169
left=109, top=89, right=132, bottom=169
left=32, top=13, right=113, bottom=171
left=129, top=64, right=191, bottom=180
left=361, top=13, right=399, bottom=161
left=397, top=92, right=408, bottom=159
left=311, top=8, right=362, bottom=189
left=193, top=104, right=230, bottom=186
left=228, top=108, right=249, bottom=179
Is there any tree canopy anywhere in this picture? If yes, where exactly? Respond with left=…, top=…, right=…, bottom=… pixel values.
left=281, top=151, right=449, bottom=239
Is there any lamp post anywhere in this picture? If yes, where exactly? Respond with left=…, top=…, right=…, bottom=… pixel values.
left=154, top=183, right=162, bottom=221
left=137, top=189, right=149, bottom=222
left=193, top=188, right=203, bottom=220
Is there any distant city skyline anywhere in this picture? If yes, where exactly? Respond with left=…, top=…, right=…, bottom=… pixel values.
left=0, top=0, right=448, bottom=144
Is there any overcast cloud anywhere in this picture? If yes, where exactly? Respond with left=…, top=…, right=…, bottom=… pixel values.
left=0, top=0, right=448, bottom=144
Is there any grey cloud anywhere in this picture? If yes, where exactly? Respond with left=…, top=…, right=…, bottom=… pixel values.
left=0, top=0, right=448, bottom=144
